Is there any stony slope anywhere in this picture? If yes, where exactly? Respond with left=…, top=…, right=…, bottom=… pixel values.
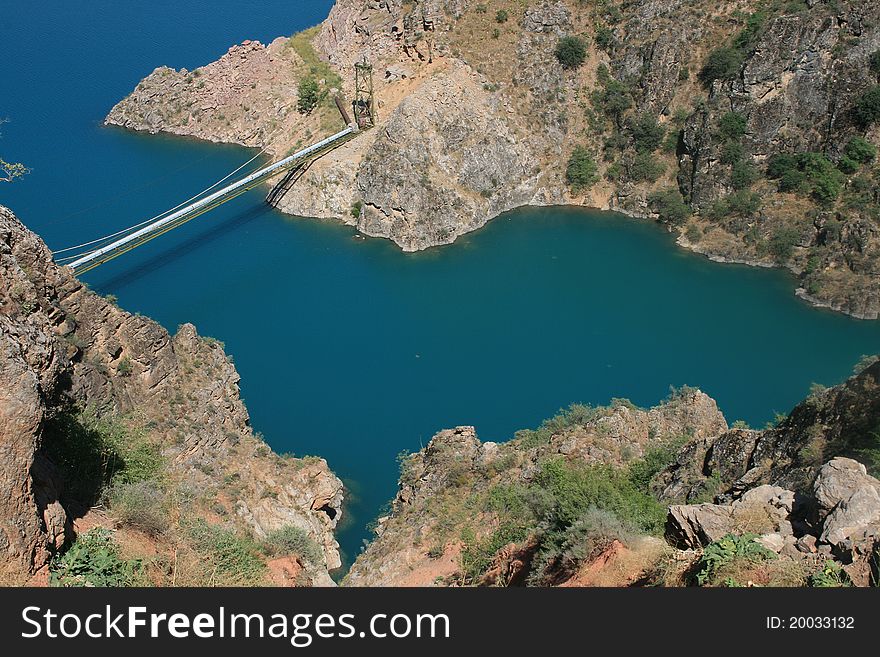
left=346, top=367, right=880, bottom=587
left=105, top=0, right=880, bottom=318
left=0, top=205, right=343, bottom=584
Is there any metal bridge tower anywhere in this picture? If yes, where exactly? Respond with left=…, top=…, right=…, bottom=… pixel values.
left=353, top=59, right=376, bottom=129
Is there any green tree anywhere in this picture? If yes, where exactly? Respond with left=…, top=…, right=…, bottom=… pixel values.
left=566, top=146, right=599, bottom=192
left=555, top=35, right=588, bottom=69
left=870, top=50, right=880, bottom=78
left=698, top=47, right=743, bottom=85
left=647, top=188, right=691, bottom=225
left=718, top=112, right=748, bottom=141
left=0, top=119, right=29, bottom=183
left=627, top=113, right=665, bottom=152
left=768, top=226, right=801, bottom=263
left=297, top=77, right=321, bottom=114
left=844, top=136, right=877, bottom=164
left=854, top=85, right=880, bottom=128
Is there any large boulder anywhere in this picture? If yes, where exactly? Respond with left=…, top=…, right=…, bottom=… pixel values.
left=666, top=485, right=797, bottom=549
left=814, top=458, right=880, bottom=558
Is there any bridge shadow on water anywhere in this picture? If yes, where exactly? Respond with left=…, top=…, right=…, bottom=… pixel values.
left=94, top=202, right=274, bottom=291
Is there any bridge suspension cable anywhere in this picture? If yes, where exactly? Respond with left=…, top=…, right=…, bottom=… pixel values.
left=63, top=126, right=357, bottom=274
left=52, top=147, right=271, bottom=257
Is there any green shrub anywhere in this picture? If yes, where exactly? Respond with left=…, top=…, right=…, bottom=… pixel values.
left=297, top=77, right=320, bottom=114
left=592, top=67, right=633, bottom=126
left=731, top=160, right=758, bottom=189
left=694, top=533, right=776, bottom=586
left=629, top=151, right=664, bottom=182
left=647, top=188, right=691, bottom=225
left=837, top=155, right=859, bottom=175
left=766, top=152, right=844, bottom=202
left=460, top=522, right=529, bottom=583
left=42, top=409, right=163, bottom=505
left=870, top=50, right=880, bottom=78
left=766, top=153, right=798, bottom=178
left=627, top=113, right=665, bottom=152
left=117, top=356, right=133, bottom=377
left=724, top=190, right=762, bottom=216
left=495, top=9, right=508, bottom=23
left=350, top=200, right=363, bottom=218
left=853, top=85, right=880, bottom=128
left=108, top=481, right=169, bottom=536
left=720, top=140, right=744, bottom=165
left=186, top=519, right=267, bottom=585
left=534, top=458, right=667, bottom=536
left=465, top=425, right=688, bottom=583
left=844, top=136, right=877, bottom=164
left=263, top=526, right=324, bottom=566
left=555, top=36, right=588, bottom=69
left=685, top=223, right=702, bottom=242
left=809, top=560, right=852, bottom=587
left=718, top=112, right=748, bottom=141
left=626, top=437, right=689, bottom=492
left=595, top=24, right=614, bottom=52
left=698, top=47, right=743, bottom=85
left=732, top=11, right=766, bottom=52
left=530, top=507, right=633, bottom=584
left=768, top=226, right=801, bottom=263
left=49, top=529, right=143, bottom=587
left=565, top=146, right=599, bottom=192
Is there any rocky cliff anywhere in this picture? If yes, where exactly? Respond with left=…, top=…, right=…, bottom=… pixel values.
left=346, top=366, right=880, bottom=587
left=0, top=205, right=343, bottom=585
left=104, top=0, right=880, bottom=318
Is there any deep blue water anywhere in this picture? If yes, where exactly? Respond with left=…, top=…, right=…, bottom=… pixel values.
left=2, top=1, right=879, bottom=570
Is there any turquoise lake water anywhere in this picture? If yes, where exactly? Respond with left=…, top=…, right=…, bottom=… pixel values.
left=2, top=1, right=879, bottom=569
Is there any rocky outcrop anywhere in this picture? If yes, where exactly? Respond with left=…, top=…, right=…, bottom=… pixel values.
left=345, top=391, right=728, bottom=586
left=348, top=363, right=880, bottom=587
left=667, top=485, right=799, bottom=549
left=105, top=39, right=302, bottom=150
left=353, top=61, right=542, bottom=250
left=654, top=359, right=880, bottom=503
left=665, top=457, right=880, bottom=583
left=814, top=458, right=880, bottom=558
left=0, top=205, right=343, bottom=577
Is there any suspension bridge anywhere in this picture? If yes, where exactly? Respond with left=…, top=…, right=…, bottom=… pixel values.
left=54, top=61, right=376, bottom=275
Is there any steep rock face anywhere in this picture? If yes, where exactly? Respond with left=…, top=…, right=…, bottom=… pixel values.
left=654, top=360, right=880, bottom=503
left=814, top=458, right=880, bottom=555
left=0, top=205, right=343, bottom=575
left=354, top=61, right=541, bottom=250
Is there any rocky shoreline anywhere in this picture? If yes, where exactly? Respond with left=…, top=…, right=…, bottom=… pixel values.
left=104, top=0, right=880, bottom=320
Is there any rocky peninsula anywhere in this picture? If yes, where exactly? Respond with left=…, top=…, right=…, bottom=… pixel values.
left=106, top=0, right=880, bottom=318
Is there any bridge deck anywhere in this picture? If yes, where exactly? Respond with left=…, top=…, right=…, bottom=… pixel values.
left=67, top=126, right=357, bottom=274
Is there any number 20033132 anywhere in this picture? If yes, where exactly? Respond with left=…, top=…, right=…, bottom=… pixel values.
left=766, top=616, right=855, bottom=629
